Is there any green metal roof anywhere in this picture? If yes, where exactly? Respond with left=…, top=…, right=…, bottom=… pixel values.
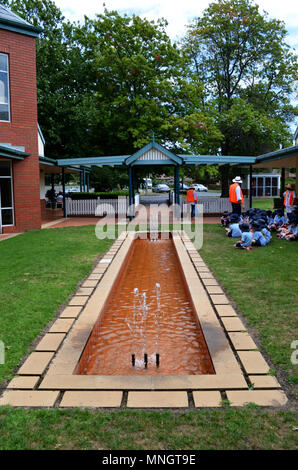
left=255, top=145, right=298, bottom=163
left=0, top=5, right=42, bottom=37
left=0, top=143, right=30, bottom=160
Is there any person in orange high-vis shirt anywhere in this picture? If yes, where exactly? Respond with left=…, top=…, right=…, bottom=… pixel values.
left=186, top=186, right=198, bottom=217
left=283, top=184, right=296, bottom=216
left=229, top=176, right=244, bottom=215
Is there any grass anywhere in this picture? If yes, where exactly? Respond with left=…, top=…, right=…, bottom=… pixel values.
left=252, top=198, right=274, bottom=210
left=0, top=224, right=297, bottom=450
left=198, top=224, right=298, bottom=383
left=0, top=226, right=112, bottom=384
left=0, top=407, right=296, bottom=450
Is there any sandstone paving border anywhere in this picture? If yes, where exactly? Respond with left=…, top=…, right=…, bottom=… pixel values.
left=0, top=231, right=287, bottom=409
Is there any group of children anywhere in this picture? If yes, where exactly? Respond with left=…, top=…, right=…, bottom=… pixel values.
left=220, top=208, right=298, bottom=251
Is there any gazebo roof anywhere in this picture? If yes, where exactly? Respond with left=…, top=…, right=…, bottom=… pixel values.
left=57, top=140, right=256, bottom=168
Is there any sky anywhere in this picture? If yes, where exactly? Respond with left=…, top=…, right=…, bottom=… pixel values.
left=53, top=0, right=298, bottom=51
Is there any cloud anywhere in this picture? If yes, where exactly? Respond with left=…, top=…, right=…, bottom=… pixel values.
left=53, top=0, right=297, bottom=48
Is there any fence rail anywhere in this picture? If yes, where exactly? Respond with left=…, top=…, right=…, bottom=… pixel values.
left=65, top=193, right=248, bottom=216
left=65, top=195, right=140, bottom=216
left=169, top=191, right=249, bottom=213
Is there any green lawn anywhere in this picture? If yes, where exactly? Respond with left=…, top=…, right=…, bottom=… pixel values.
left=0, top=225, right=297, bottom=450
left=252, top=198, right=274, bottom=210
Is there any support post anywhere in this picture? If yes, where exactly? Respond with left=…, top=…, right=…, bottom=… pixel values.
left=80, top=170, right=83, bottom=192
left=249, top=164, right=253, bottom=209
left=51, top=173, right=56, bottom=209
left=87, top=172, right=90, bottom=193
left=175, top=165, right=180, bottom=207
left=62, top=167, right=66, bottom=218
left=132, top=166, right=135, bottom=205
left=128, top=165, right=134, bottom=221
left=281, top=167, right=285, bottom=197
left=83, top=168, right=86, bottom=192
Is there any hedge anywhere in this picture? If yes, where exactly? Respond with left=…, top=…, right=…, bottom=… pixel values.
left=67, top=191, right=129, bottom=200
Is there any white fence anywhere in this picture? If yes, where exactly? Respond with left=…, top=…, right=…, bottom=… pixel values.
left=65, top=193, right=248, bottom=216
left=169, top=191, right=249, bottom=213
left=65, top=194, right=140, bottom=216
left=182, top=197, right=250, bottom=214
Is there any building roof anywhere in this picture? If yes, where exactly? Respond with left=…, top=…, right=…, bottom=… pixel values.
left=0, top=5, right=42, bottom=37
left=57, top=141, right=256, bottom=168
left=0, top=143, right=29, bottom=160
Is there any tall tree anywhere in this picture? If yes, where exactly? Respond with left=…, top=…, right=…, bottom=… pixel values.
left=182, top=0, right=298, bottom=194
left=75, top=10, right=222, bottom=156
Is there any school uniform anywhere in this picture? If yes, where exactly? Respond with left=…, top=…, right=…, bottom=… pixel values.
left=252, top=230, right=266, bottom=247
left=239, top=231, right=253, bottom=248
left=273, top=215, right=286, bottom=226
left=288, top=225, right=298, bottom=240
left=227, top=222, right=242, bottom=238
left=261, top=228, right=272, bottom=245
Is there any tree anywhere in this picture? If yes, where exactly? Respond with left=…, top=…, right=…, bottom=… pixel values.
left=75, top=10, right=222, bottom=156
left=182, top=0, right=298, bottom=194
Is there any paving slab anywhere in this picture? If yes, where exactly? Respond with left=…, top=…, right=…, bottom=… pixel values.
left=205, top=286, right=224, bottom=295
left=77, top=287, right=94, bottom=296
left=81, top=280, right=99, bottom=288
left=193, top=391, right=222, bottom=407
left=215, top=305, right=238, bottom=317
left=221, top=317, right=246, bottom=330
left=127, top=391, right=188, bottom=408
left=226, top=390, right=287, bottom=407
left=60, top=391, right=123, bottom=408
left=228, top=332, right=258, bottom=350
left=35, top=333, right=65, bottom=351
left=201, top=279, right=219, bottom=286
left=48, top=318, right=74, bottom=333
left=88, top=274, right=104, bottom=280
left=238, top=351, right=270, bottom=374
left=60, top=306, right=82, bottom=318
left=68, top=296, right=89, bottom=306
left=210, top=294, right=230, bottom=305
left=0, top=391, right=59, bottom=407
left=7, top=376, right=40, bottom=389
left=17, top=352, right=54, bottom=375
left=249, top=375, right=281, bottom=389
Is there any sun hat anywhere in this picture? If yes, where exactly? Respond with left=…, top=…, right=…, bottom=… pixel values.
left=286, top=183, right=293, bottom=190
left=232, top=176, right=243, bottom=184
left=240, top=222, right=250, bottom=232
left=251, top=221, right=260, bottom=229
left=230, top=213, right=240, bottom=222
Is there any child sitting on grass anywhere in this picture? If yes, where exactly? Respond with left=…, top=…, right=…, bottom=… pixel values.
left=259, top=218, right=272, bottom=245
left=220, top=211, right=230, bottom=227
left=251, top=221, right=267, bottom=247
left=225, top=214, right=242, bottom=238
left=270, top=209, right=286, bottom=232
left=234, top=222, right=252, bottom=250
left=279, top=215, right=298, bottom=241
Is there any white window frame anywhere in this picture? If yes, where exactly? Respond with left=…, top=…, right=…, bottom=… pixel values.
left=0, top=160, right=14, bottom=227
left=0, top=53, right=11, bottom=123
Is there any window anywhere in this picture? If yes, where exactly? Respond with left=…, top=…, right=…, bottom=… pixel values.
left=0, top=53, right=10, bottom=122
left=0, top=161, right=14, bottom=226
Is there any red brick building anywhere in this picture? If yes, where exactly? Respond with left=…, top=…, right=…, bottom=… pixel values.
left=0, top=5, right=42, bottom=233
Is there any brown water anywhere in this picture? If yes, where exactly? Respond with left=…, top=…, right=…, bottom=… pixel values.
left=76, top=235, right=214, bottom=376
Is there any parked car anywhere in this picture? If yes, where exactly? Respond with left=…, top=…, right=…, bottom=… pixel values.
left=153, top=183, right=170, bottom=192
left=66, top=186, right=80, bottom=193
left=179, top=183, right=190, bottom=190
left=194, top=184, right=208, bottom=192
left=143, top=178, right=152, bottom=188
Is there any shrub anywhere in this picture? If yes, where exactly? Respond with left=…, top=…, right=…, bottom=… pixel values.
left=67, top=191, right=129, bottom=200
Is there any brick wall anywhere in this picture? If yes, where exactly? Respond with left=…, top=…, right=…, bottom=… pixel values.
left=0, top=28, right=41, bottom=233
